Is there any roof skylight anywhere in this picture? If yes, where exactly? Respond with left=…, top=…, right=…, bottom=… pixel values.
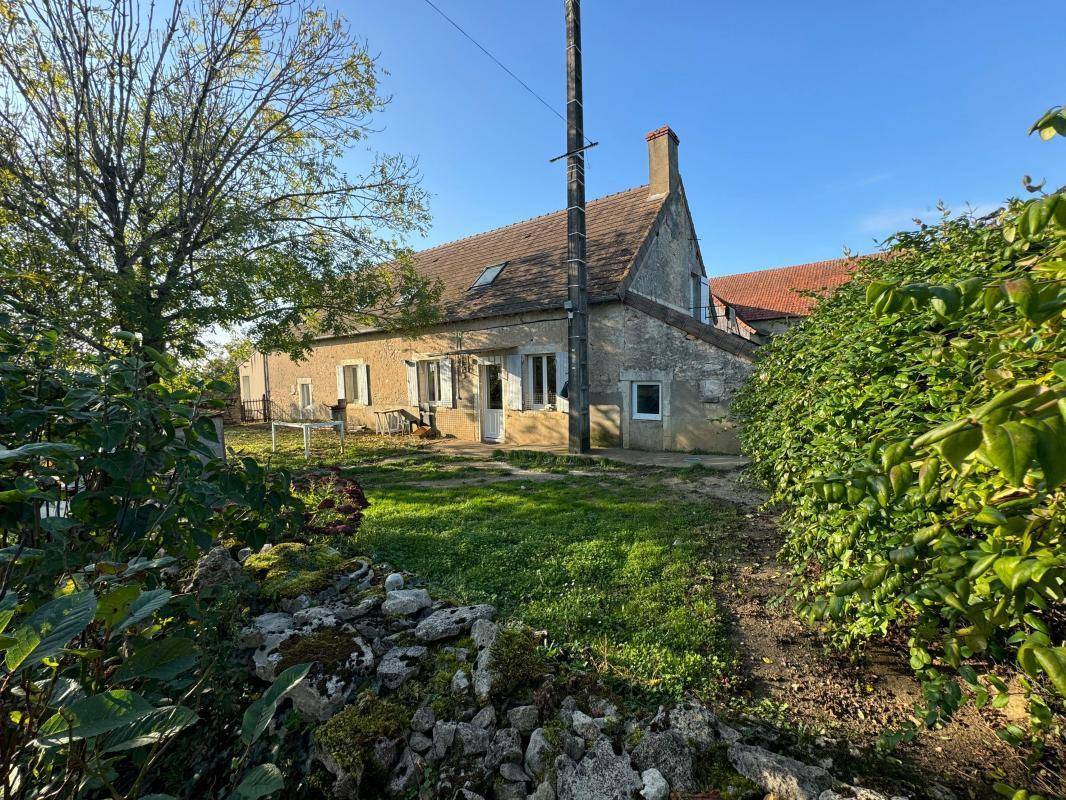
left=470, top=262, right=506, bottom=290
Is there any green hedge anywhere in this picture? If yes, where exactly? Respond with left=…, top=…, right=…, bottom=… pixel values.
left=735, top=191, right=1065, bottom=762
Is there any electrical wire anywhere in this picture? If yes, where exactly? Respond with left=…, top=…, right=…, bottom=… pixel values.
left=416, top=0, right=593, bottom=149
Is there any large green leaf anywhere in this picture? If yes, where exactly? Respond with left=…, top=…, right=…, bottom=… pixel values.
left=937, top=426, right=982, bottom=472
left=240, top=663, right=310, bottom=746
left=36, top=690, right=155, bottom=747
left=114, top=637, right=197, bottom=682
left=981, top=421, right=1038, bottom=485
left=992, top=557, right=1044, bottom=593
left=5, top=590, right=97, bottom=672
left=113, top=589, right=171, bottom=633
left=0, top=442, right=80, bottom=464
left=231, top=764, right=284, bottom=800
left=95, top=585, right=140, bottom=627
left=1027, top=417, right=1066, bottom=488
left=100, top=705, right=199, bottom=752
left=1032, top=646, right=1066, bottom=698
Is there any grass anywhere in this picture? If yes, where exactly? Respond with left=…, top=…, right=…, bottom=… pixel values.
left=226, top=424, right=745, bottom=701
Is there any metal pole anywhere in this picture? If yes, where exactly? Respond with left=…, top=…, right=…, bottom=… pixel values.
left=565, top=0, right=590, bottom=453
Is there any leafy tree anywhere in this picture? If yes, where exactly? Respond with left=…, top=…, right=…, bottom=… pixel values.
left=0, top=0, right=439, bottom=359
left=736, top=114, right=1064, bottom=790
left=169, top=337, right=254, bottom=394
left=0, top=315, right=314, bottom=798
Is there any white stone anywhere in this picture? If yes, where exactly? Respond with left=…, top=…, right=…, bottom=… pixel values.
left=382, top=588, right=431, bottom=617
left=376, top=645, right=427, bottom=689
left=640, top=768, right=668, bottom=800
left=571, top=710, right=603, bottom=740
left=414, top=604, right=496, bottom=641
left=554, top=738, right=642, bottom=800
left=631, top=730, right=694, bottom=790
left=728, top=743, right=836, bottom=800
left=384, top=572, right=404, bottom=591
left=524, top=728, right=554, bottom=781
left=471, top=705, right=496, bottom=729
left=451, top=669, right=471, bottom=694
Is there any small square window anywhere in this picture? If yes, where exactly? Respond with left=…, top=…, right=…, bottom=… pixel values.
left=470, top=262, right=507, bottom=289
left=632, top=382, right=662, bottom=421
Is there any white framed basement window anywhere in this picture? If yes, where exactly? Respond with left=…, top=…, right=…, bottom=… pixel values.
left=527, top=353, right=557, bottom=409
left=631, top=382, right=662, bottom=421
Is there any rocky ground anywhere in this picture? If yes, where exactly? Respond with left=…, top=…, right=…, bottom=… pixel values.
left=199, top=543, right=933, bottom=800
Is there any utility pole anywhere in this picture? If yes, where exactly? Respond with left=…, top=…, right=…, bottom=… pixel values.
left=565, top=0, right=590, bottom=453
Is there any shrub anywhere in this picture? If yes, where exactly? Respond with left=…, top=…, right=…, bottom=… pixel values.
left=0, top=318, right=311, bottom=798
left=735, top=182, right=1066, bottom=754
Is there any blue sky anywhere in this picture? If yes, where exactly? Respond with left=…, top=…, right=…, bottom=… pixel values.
left=334, top=1, right=1066, bottom=276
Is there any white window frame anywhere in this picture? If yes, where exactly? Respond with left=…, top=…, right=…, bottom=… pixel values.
left=631, top=381, right=662, bottom=421
left=342, top=363, right=369, bottom=405
left=241, top=375, right=251, bottom=400
left=297, top=378, right=314, bottom=416
left=422, top=360, right=442, bottom=405
left=526, top=353, right=557, bottom=410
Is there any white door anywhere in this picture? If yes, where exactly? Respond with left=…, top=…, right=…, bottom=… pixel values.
left=481, top=364, right=504, bottom=443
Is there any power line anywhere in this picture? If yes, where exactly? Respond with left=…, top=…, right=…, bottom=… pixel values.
left=417, top=0, right=589, bottom=145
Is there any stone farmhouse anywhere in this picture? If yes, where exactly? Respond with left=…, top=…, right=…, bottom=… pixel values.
left=239, top=126, right=852, bottom=454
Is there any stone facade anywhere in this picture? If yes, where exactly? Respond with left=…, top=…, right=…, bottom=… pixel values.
left=240, top=126, right=756, bottom=454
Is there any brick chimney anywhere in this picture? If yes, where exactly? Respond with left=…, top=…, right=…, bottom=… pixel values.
left=646, top=125, right=680, bottom=198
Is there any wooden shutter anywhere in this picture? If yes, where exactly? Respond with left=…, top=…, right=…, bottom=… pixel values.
left=699, top=277, right=710, bottom=324
left=360, top=364, right=371, bottom=405
left=439, top=359, right=455, bottom=408
left=336, top=365, right=346, bottom=401
left=504, top=354, right=523, bottom=410
left=555, top=351, right=569, bottom=413
left=405, top=361, right=418, bottom=405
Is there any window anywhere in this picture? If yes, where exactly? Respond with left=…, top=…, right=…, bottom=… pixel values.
left=298, top=379, right=313, bottom=417
left=470, top=262, right=507, bottom=289
left=527, top=354, right=557, bottom=409
left=632, top=382, right=662, bottom=421
left=343, top=365, right=361, bottom=403
left=422, top=360, right=442, bottom=403
left=692, top=273, right=710, bottom=323
left=241, top=375, right=251, bottom=400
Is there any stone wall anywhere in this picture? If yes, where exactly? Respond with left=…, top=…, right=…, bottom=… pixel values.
left=248, top=310, right=573, bottom=447
left=625, top=187, right=703, bottom=316
left=240, top=179, right=753, bottom=453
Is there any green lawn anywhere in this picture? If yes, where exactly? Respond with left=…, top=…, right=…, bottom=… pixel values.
left=226, top=425, right=744, bottom=700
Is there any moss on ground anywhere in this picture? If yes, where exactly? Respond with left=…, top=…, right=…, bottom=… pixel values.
left=489, top=625, right=547, bottom=700
left=694, top=744, right=761, bottom=800
left=243, top=542, right=363, bottom=598
left=314, top=693, right=411, bottom=784
left=277, top=627, right=362, bottom=673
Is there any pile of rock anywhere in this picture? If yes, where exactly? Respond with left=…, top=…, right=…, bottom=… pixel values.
left=224, top=548, right=912, bottom=800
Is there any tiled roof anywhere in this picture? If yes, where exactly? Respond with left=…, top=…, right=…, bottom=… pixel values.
left=412, top=185, right=666, bottom=323
left=709, top=256, right=866, bottom=321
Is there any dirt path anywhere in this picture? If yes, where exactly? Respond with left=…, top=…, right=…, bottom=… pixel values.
left=672, top=472, right=1057, bottom=800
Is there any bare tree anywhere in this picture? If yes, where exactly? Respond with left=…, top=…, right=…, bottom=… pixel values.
left=0, top=0, right=439, bottom=357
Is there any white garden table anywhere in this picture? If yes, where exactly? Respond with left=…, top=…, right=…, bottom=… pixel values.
left=271, top=420, right=345, bottom=460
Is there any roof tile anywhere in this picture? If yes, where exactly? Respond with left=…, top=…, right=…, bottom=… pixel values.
left=412, top=185, right=665, bottom=322
left=710, top=256, right=866, bottom=321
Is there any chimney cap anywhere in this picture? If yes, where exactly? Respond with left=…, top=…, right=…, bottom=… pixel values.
left=645, top=125, right=680, bottom=144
